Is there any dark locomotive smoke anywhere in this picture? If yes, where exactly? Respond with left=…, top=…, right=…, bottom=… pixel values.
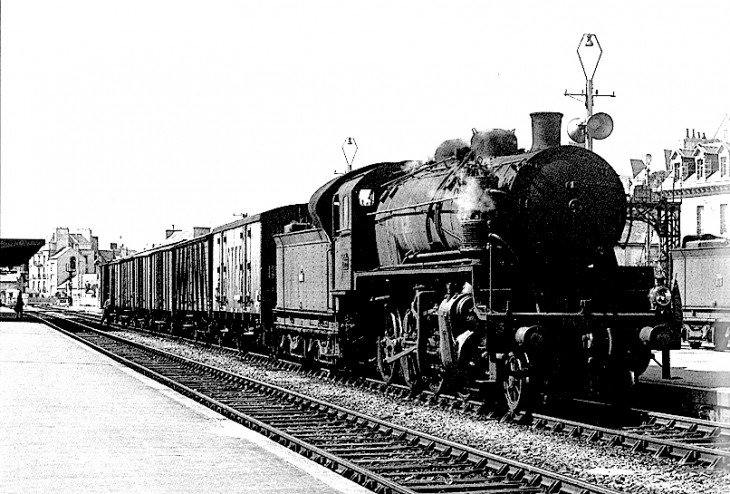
left=530, top=112, right=563, bottom=151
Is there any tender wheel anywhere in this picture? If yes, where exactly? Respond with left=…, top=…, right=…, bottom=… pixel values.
left=502, top=351, right=532, bottom=412
left=299, top=338, right=319, bottom=370
left=376, top=309, right=401, bottom=384
left=215, top=324, right=225, bottom=347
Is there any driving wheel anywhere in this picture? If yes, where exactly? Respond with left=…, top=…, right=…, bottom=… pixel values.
left=502, top=351, right=532, bottom=412
left=399, top=309, right=420, bottom=391
left=376, top=309, right=401, bottom=384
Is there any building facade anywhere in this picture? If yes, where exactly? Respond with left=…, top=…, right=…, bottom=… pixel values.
left=662, top=128, right=730, bottom=239
left=27, top=228, right=132, bottom=307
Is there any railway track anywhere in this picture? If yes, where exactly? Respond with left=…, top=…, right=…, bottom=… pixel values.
left=36, top=311, right=628, bottom=494
left=527, top=407, right=730, bottom=469
left=266, top=358, right=730, bottom=470
left=39, top=308, right=730, bottom=471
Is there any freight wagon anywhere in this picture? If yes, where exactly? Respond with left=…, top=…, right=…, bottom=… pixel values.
left=209, top=205, right=308, bottom=347
left=100, top=205, right=308, bottom=345
left=672, top=235, right=730, bottom=350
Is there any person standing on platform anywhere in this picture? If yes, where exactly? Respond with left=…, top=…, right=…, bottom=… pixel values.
left=100, top=298, right=112, bottom=326
left=14, top=293, right=24, bottom=320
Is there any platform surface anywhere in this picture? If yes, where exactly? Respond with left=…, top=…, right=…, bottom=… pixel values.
left=0, top=319, right=371, bottom=494
left=642, top=347, right=730, bottom=389
left=639, top=346, right=730, bottom=421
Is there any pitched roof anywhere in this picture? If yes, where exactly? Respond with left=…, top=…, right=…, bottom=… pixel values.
left=630, top=159, right=646, bottom=178
left=697, top=143, right=724, bottom=154
left=49, top=246, right=73, bottom=260
left=96, top=250, right=115, bottom=263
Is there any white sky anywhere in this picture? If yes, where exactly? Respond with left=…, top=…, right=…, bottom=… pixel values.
left=2, top=1, right=729, bottom=250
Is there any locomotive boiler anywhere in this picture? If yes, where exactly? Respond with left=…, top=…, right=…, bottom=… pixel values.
left=275, top=112, right=681, bottom=411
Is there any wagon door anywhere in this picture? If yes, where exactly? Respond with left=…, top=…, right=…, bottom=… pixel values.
left=247, top=222, right=262, bottom=315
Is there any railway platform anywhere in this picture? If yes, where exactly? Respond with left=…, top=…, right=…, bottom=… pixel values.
left=637, top=347, right=730, bottom=422
left=0, top=314, right=371, bottom=494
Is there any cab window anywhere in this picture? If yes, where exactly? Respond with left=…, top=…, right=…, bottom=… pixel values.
left=358, top=189, right=375, bottom=207
left=332, top=195, right=340, bottom=232
left=342, top=195, right=350, bottom=230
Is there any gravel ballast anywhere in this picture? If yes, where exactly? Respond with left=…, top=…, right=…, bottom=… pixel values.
left=117, top=331, right=730, bottom=494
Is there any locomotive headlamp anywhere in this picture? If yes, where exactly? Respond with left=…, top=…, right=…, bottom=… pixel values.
left=650, top=285, right=672, bottom=308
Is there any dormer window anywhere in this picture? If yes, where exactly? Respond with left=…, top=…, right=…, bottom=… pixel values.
left=673, top=162, right=683, bottom=181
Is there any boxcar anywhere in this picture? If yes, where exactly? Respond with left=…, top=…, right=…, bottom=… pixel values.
left=672, top=236, right=730, bottom=350
left=210, top=204, right=308, bottom=347
left=101, top=232, right=195, bottom=329
left=173, top=234, right=211, bottom=334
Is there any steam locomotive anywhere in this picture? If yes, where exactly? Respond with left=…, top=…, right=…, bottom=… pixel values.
left=101, top=112, right=681, bottom=411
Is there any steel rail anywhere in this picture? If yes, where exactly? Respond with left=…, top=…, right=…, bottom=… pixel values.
left=44, top=308, right=730, bottom=470
left=528, top=411, right=730, bottom=469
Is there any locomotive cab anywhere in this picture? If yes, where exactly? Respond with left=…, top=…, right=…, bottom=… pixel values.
left=331, top=176, right=381, bottom=293
left=307, top=162, right=407, bottom=295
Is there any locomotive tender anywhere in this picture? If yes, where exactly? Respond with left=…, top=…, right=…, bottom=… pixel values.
left=102, top=112, right=681, bottom=411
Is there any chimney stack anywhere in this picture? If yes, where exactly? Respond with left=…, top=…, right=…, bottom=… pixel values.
left=530, top=112, right=563, bottom=151
left=193, top=227, right=211, bottom=238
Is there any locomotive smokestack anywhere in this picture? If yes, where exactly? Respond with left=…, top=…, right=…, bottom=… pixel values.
left=530, top=112, right=563, bottom=151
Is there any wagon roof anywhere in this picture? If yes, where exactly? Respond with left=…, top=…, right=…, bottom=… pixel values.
left=211, top=212, right=263, bottom=233
left=210, top=204, right=310, bottom=234
left=105, top=231, right=195, bottom=263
